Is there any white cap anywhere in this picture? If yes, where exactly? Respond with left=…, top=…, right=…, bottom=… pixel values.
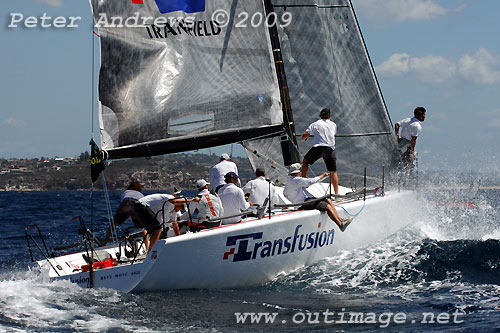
left=221, top=153, right=230, bottom=160
left=289, top=163, right=302, bottom=175
left=169, top=187, right=182, bottom=196
left=196, top=179, right=209, bottom=189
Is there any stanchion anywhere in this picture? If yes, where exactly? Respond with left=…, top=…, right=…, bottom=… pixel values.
left=364, top=168, right=367, bottom=201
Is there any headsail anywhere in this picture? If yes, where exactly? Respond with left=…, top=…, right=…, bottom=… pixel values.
left=90, top=0, right=283, bottom=159
left=245, top=0, right=398, bottom=186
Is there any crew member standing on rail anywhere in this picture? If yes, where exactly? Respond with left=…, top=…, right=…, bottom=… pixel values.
left=208, top=153, right=238, bottom=193
left=394, top=106, right=426, bottom=170
left=300, top=108, right=340, bottom=196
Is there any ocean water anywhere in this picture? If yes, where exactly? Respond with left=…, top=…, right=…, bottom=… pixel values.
left=0, top=187, right=499, bottom=332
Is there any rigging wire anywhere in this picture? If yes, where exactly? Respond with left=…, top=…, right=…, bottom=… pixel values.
left=91, top=27, right=96, bottom=138
left=102, top=174, right=117, bottom=243
left=319, top=178, right=366, bottom=217
left=91, top=26, right=115, bottom=246
left=89, top=25, right=97, bottom=288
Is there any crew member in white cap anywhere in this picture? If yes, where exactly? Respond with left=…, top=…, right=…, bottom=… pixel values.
left=208, top=153, right=239, bottom=192
left=185, top=179, right=224, bottom=226
left=284, top=163, right=353, bottom=232
left=218, top=172, right=253, bottom=225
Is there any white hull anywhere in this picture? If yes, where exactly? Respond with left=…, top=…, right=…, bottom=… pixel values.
left=35, top=190, right=413, bottom=292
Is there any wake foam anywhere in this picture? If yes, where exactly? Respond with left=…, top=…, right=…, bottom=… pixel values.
left=0, top=270, right=150, bottom=332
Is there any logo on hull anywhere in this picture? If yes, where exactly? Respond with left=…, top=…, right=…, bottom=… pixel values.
left=223, top=225, right=335, bottom=262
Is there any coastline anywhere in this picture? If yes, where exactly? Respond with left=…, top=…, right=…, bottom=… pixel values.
left=3, top=185, right=500, bottom=192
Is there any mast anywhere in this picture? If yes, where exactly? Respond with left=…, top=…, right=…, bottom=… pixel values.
left=263, top=0, right=300, bottom=166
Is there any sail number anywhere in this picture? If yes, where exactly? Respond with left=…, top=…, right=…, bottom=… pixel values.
left=212, top=10, right=292, bottom=29
left=90, top=156, right=102, bottom=166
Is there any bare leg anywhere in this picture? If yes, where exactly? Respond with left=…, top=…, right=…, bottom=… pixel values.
left=301, top=158, right=309, bottom=178
left=101, top=221, right=116, bottom=246
left=142, top=229, right=149, bottom=252
left=148, top=229, right=162, bottom=253
left=325, top=199, right=343, bottom=228
left=172, top=221, right=180, bottom=236
left=330, top=171, right=339, bottom=195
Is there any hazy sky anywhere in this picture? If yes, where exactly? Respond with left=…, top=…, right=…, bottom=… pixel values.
left=1, top=0, right=499, bottom=173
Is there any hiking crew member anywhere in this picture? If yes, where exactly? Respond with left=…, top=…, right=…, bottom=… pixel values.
left=284, top=163, right=352, bottom=232
left=395, top=106, right=426, bottom=168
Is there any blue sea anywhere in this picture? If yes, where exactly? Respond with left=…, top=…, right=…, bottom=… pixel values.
left=1, top=187, right=499, bottom=332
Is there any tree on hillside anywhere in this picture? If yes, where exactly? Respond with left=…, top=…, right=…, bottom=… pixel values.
left=79, top=151, right=90, bottom=161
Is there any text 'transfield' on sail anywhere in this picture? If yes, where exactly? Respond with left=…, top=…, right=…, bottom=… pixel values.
left=146, top=19, right=222, bottom=39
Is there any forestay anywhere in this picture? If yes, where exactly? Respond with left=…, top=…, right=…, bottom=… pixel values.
left=90, top=0, right=283, bottom=159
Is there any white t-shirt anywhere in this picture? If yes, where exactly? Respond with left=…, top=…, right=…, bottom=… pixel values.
left=283, top=175, right=321, bottom=204
left=398, top=117, right=422, bottom=141
left=208, top=160, right=239, bottom=191
left=218, top=183, right=250, bottom=224
left=120, top=190, right=144, bottom=202
left=187, top=189, right=224, bottom=222
left=306, top=119, right=337, bottom=149
left=242, top=176, right=278, bottom=207
left=138, top=193, right=175, bottom=222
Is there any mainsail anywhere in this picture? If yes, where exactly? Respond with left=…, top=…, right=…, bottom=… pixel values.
left=245, top=0, right=398, bottom=186
left=90, top=0, right=398, bottom=186
left=90, top=0, right=284, bottom=159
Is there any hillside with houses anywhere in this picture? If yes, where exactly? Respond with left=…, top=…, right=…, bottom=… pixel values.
left=0, top=153, right=254, bottom=191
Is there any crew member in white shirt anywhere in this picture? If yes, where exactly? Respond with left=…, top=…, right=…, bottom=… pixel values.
left=208, top=153, right=239, bottom=193
left=394, top=106, right=426, bottom=167
left=138, top=191, right=189, bottom=237
left=101, top=181, right=163, bottom=253
left=242, top=168, right=278, bottom=207
left=186, top=179, right=224, bottom=225
left=139, top=193, right=176, bottom=223
left=301, top=108, right=340, bottom=195
left=284, top=163, right=352, bottom=232
left=218, top=172, right=253, bottom=225
left=101, top=181, right=145, bottom=247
